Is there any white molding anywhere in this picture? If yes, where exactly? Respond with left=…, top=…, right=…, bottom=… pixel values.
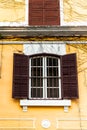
left=60, top=0, right=64, bottom=26
left=23, top=43, right=66, bottom=55
left=62, top=21, right=87, bottom=26
left=20, top=99, right=71, bottom=112
left=1, top=41, right=87, bottom=44
left=0, top=22, right=28, bottom=27
left=20, top=99, right=71, bottom=106
left=41, top=119, right=51, bottom=128
left=25, top=0, right=29, bottom=25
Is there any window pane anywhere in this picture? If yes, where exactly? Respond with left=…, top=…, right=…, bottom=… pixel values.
left=47, top=78, right=59, bottom=87
left=31, top=57, right=42, bottom=66
left=31, top=78, right=43, bottom=87
left=31, top=58, right=37, bottom=66
left=47, top=88, right=59, bottom=98
left=47, top=57, right=52, bottom=66
left=31, top=88, right=36, bottom=98
left=47, top=67, right=58, bottom=76
left=53, top=58, right=58, bottom=66
left=37, top=58, right=42, bottom=66
left=37, top=88, right=43, bottom=98
left=31, top=88, right=43, bottom=98
left=31, top=67, right=42, bottom=76
left=47, top=57, right=58, bottom=66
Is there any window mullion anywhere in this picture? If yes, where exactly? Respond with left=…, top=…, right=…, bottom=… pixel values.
left=58, top=58, right=61, bottom=98
left=43, top=57, right=47, bottom=99
left=43, top=57, right=45, bottom=98
left=29, top=58, right=31, bottom=99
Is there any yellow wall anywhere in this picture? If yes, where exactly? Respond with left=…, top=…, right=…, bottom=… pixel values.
left=0, top=0, right=87, bottom=23
left=64, top=0, right=87, bottom=22
left=0, top=44, right=87, bottom=129
left=0, top=0, right=25, bottom=22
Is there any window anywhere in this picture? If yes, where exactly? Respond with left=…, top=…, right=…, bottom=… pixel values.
left=29, top=56, right=61, bottom=99
left=12, top=53, right=78, bottom=100
left=29, top=0, right=60, bottom=25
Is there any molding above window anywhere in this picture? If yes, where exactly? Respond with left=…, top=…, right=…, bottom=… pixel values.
left=20, top=99, right=71, bottom=112
left=0, top=26, right=87, bottom=37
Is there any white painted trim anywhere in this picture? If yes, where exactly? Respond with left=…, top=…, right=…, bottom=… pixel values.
left=62, top=21, right=87, bottom=26
left=20, top=99, right=71, bottom=106
left=1, top=41, right=87, bottom=44
left=60, top=0, right=64, bottom=26
left=58, top=58, right=61, bottom=99
left=0, top=22, right=27, bottom=27
left=29, top=58, right=31, bottom=99
left=25, top=0, right=29, bottom=25
left=41, top=119, right=51, bottom=128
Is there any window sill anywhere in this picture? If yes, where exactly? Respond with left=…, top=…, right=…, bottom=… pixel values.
left=20, top=99, right=71, bottom=112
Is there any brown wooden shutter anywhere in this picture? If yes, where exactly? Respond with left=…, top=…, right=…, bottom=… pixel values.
left=61, top=53, right=78, bottom=99
left=29, top=0, right=60, bottom=25
left=44, top=0, right=60, bottom=25
left=12, top=53, right=29, bottom=99
left=29, top=0, right=43, bottom=25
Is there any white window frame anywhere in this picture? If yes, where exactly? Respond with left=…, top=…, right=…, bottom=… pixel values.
left=29, top=56, right=61, bottom=99
left=20, top=43, right=71, bottom=109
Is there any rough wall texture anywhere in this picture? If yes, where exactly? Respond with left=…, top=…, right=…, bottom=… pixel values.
left=64, top=0, right=87, bottom=22
left=0, top=0, right=25, bottom=22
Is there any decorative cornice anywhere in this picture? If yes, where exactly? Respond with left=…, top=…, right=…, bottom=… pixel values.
left=0, top=26, right=87, bottom=37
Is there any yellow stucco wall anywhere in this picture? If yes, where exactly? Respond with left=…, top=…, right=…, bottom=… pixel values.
left=0, top=44, right=87, bottom=129
left=64, top=0, right=87, bottom=22
left=0, top=0, right=25, bottom=22
left=0, top=0, right=87, bottom=23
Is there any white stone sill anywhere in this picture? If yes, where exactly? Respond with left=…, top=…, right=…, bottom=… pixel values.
left=20, top=99, right=71, bottom=112
left=20, top=99, right=71, bottom=107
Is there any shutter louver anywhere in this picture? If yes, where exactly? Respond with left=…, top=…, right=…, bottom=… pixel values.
left=29, top=0, right=43, bottom=25
left=12, top=53, right=29, bottom=99
left=29, top=0, right=60, bottom=25
left=61, top=53, right=78, bottom=99
left=44, top=0, right=60, bottom=25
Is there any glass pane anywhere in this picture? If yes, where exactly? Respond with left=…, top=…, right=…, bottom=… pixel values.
left=47, top=78, right=59, bottom=87
left=31, top=88, right=36, bottom=98
left=53, top=88, right=59, bottom=98
left=47, top=57, right=58, bottom=66
left=31, top=78, right=43, bottom=87
left=31, top=88, right=43, bottom=98
left=47, top=57, right=52, bottom=66
left=53, top=58, right=58, bottom=66
left=31, top=78, right=36, bottom=87
left=31, top=57, right=42, bottom=66
left=37, top=88, right=43, bottom=98
left=47, top=67, right=58, bottom=76
left=31, top=68, right=42, bottom=76
left=47, top=88, right=59, bottom=98
left=37, top=58, right=42, bottom=66
left=31, top=58, right=36, bottom=66
left=47, top=78, right=52, bottom=87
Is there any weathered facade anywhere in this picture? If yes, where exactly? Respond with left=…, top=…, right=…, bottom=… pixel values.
left=0, top=0, right=87, bottom=130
